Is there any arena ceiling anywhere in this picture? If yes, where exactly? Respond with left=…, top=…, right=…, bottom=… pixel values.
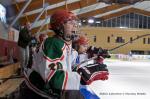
left=1, top=0, right=150, bottom=35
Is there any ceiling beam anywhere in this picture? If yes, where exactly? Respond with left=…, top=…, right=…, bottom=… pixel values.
left=132, top=8, right=150, bottom=16
left=10, top=0, right=32, bottom=27
left=100, top=7, right=150, bottom=20
left=78, top=4, right=128, bottom=18
left=100, top=8, right=133, bottom=20
left=19, top=0, right=98, bottom=24
left=12, top=0, right=64, bottom=13
left=31, top=24, right=48, bottom=34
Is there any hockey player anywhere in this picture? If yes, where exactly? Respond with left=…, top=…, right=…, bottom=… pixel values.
left=72, top=36, right=109, bottom=99
left=19, top=10, right=109, bottom=99
left=73, top=35, right=110, bottom=80
left=72, top=35, right=89, bottom=66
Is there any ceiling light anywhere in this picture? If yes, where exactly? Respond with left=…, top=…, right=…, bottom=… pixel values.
left=96, top=21, right=101, bottom=23
left=88, top=19, right=94, bottom=24
left=82, top=19, right=86, bottom=22
left=120, top=26, right=127, bottom=28
left=78, top=22, right=82, bottom=26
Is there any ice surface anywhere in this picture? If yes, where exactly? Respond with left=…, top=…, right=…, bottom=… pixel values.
left=90, top=59, right=150, bottom=99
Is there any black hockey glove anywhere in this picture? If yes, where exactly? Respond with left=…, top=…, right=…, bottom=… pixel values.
left=87, top=46, right=111, bottom=59
left=77, top=63, right=109, bottom=85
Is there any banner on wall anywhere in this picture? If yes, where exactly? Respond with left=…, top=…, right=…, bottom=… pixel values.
left=9, top=27, right=19, bottom=42
left=0, top=24, right=19, bottom=42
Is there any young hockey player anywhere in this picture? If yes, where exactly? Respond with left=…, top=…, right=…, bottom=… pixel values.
left=72, top=36, right=109, bottom=99
left=72, top=36, right=89, bottom=66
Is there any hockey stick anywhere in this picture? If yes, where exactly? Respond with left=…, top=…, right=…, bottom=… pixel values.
left=108, top=33, right=150, bottom=52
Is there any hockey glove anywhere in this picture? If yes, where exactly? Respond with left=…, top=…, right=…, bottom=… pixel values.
left=77, top=63, right=109, bottom=85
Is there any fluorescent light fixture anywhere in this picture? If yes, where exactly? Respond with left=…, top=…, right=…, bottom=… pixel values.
left=88, top=19, right=94, bottom=23
left=96, top=21, right=101, bottom=23
left=78, top=22, right=82, bottom=26
left=82, top=19, right=86, bottom=22
left=120, top=26, right=127, bottom=28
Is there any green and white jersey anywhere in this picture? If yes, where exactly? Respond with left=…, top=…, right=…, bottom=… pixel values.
left=24, top=37, right=80, bottom=97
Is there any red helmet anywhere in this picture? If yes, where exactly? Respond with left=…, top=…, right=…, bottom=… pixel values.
left=50, top=10, right=77, bottom=32
left=76, top=36, right=89, bottom=45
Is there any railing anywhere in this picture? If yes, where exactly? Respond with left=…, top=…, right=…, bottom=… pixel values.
left=110, top=54, right=150, bottom=61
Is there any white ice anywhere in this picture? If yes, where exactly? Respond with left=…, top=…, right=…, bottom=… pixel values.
left=89, top=59, right=150, bottom=99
